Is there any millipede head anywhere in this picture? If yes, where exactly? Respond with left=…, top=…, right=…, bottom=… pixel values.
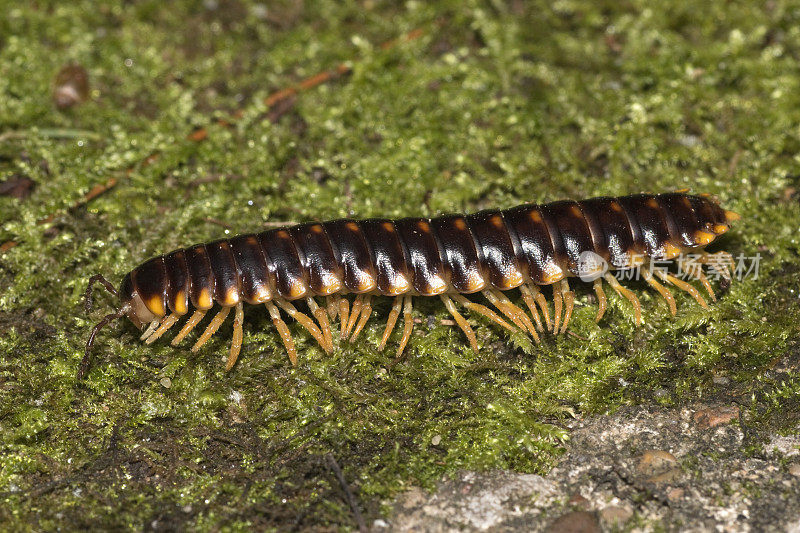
left=80, top=272, right=150, bottom=380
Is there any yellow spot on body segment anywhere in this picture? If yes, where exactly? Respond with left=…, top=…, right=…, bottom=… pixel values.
left=570, top=205, right=583, bottom=217
left=454, top=218, right=467, bottom=230
left=173, top=291, right=188, bottom=314
left=355, top=273, right=377, bottom=293
left=382, top=222, right=395, bottom=232
left=223, top=288, right=240, bottom=306
left=426, top=275, right=448, bottom=294
left=417, top=221, right=431, bottom=232
left=529, top=210, right=543, bottom=223
left=319, top=274, right=343, bottom=295
left=251, top=283, right=271, bottom=303
left=147, top=296, right=166, bottom=317
left=197, top=289, right=213, bottom=309
left=724, top=210, right=741, bottom=222
left=611, top=202, right=623, bottom=212
left=712, top=224, right=729, bottom=234
left=694, top=230, right=715, bottom=246
left=311, top=224, right=324, bottom=233
left=288, top=279, right=308, bottom=299
left=540, top=264, right=564, bottom=284
left=464, top=273, right=486, bottom=293
left=489, top=216, right=504, bottom=229
left=662, top=242, right=682, bottom=260
left=647, top=198, right=659, bottom=209
left=346, top=222, right=360, bottom=232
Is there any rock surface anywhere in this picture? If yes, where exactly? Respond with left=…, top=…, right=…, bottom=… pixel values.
left=385, top=404, right=800, bottom=532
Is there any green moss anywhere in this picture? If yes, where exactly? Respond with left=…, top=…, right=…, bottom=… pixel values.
left=2, top=0, right=800, bottom=529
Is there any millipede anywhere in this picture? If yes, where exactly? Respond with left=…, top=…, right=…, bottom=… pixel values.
left=80, top=192, right=740, bottom=378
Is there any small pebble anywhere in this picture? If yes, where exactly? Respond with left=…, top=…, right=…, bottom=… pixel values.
left=600, top=505, right=633, bottom=526
left=431, top=435, right=441, bottom=446
left=160, top=377, right=172, bottom=389
left=789, top=463, right=800, bottom=477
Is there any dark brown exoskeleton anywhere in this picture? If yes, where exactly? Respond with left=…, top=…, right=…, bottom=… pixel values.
left=81, top=192, right=740, bottom=378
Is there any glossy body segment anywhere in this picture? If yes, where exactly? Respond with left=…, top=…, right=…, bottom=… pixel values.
left=229, top=234, right=273, bottom=304
left=259, top=228, right=308, bottom=300
left=465, top=210, right=524, bottom=290
left=539, top=201, right=595, bottom=275
left=394, top=217, right=448, bottom=295
left=359, top=219, right=411, bottom=295
left=501, top=204, right=563, bottom=284
left=205, top=240, right=241, bottom=306
left=323, top=219, right=377, bottom=293
left=163, top=250, right=190, bottom=315
left=290, top=223, right=343, bottom=295
left=576, top=197, right=636, bottom=268
left=430, top=215, right=485, bottom=293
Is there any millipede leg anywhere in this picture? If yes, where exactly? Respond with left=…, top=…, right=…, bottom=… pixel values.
left=559, top=279, right=574, bottom=334
left=441, top=294, right=478, bottom=352
left=226, top=302, right=244, bottom=371
left=485, top=289, right=539, bottom=342
left=344, top=294, right=363, bottom=338
left=655, top=270, right=708, bottom=309
left=451, top=294, right=515, bottom=332
left=192, top=306, right=232, bottom=352
left=603, top=273, right=643, bottom=325
left=171, top=310, right=206, bottom=346
left=350, top=295, right=372, bottom=341
left=338, top=297, right=350, bottom=338
left=327, top=295, right=339, bottom=319
left=144, top=313, right=180, bottom=344
left=266, top=301, right=298, bottom=366
left=379, top=297, right=403, bottom=351
left=643, top=271, right=677, bottom=316
left=396, top=295, right=414, bottom=356
left=140, top=319, right=160, bottom=341
left=275, top=299, right=328, bottom=352
left=694, top=269, right=717, bottom=301
left=519, top=285, right=544, bottom=332
left=308, top=297, right=334, bottom=352
left=525, top=284, right=551, bottom=330
left=552, top=284, right=563, bottom=334
left=593, top=279, right=607, bottom=322
left=699, top=251, right=732, bottom=280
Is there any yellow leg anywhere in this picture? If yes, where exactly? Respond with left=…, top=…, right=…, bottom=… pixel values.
left=559, top=279, right=574, bottom=334
left=700, top=251, right=732, bottom=280
left=593, top=279, right=607, bottom=322
left=274, top=299, right=328, bottom=352
left=643, top=271, right=677, bottom=316
left=192, top=306, right=232, bottom=352
left=350, top=295, right=372, bottom=341
left=379, top=297, right=403, bottom=351
left=327, top=294, right=339, bottom=319
left=344, top=294, right=363, bottom=338
left=655, top=270, right=708, bottom=309
left=338, top=296, right=350, bottom=338
left=266, top=301, right=297, bottom=366
left=552, top=284, right=563, bottom=334
left=695, top=269, right=717, bottom=301
left=603, top=273, right=643, bottom=325
left=226, top=302, right=244, bottom=371
left=441, top=294, right=478, bottom=352
left=140, top=319, right=160, bottom=340
left=519, top=284, right=544, bottom=332
left=144, top=313, right=179, bottom=344
left=171, top=310, right=206, bottom=346
left=396, top=295, right=414, bottom=357
left=484, top=289, right=539, bottom=342
left=307, top=297, right=333, bottom=352
left=451, top=294, right=515, bottom=331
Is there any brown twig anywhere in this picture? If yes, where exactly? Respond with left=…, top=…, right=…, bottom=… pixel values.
left=325, top=453, right=367, bottom=533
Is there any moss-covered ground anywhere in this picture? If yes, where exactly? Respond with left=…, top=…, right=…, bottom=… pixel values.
left=1, top=0, right=800, bottom=530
